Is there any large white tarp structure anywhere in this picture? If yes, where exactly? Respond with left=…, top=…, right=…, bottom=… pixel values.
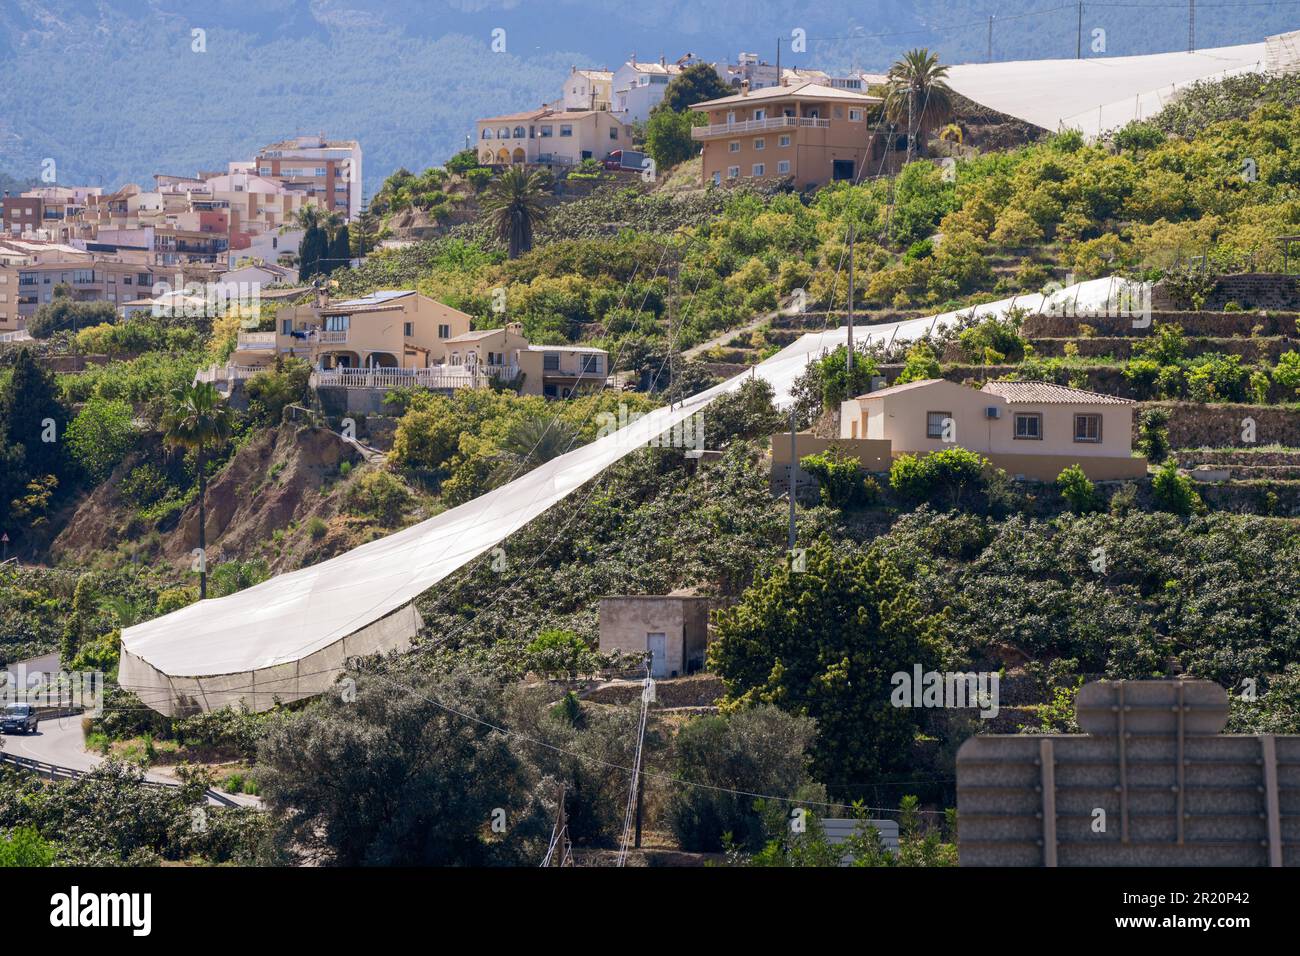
left=120, top=278, right=1135, bottom=715
left=947, top=41, right=1271, bottom=138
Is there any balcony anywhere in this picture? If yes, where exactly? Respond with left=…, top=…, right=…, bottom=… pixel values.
left=235, top=331, right=276, bottom=351
left=318, top=330, right=349, bottom=344
left=309, top=364, right=520, bottom=392
left=692, top=116, right=830, bottom=140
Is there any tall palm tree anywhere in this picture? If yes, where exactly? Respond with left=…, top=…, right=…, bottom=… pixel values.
left=884, top=48, right=954, bottom=161
left=479, top=167, right=553, bottom=258
left=162, top=382, right=234, bottom=600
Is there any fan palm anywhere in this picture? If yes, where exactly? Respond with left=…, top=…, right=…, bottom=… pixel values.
left=489, top=416, right=578, bottom=487
left=161, top=382, right=234, bottom=600
left=884, top=49, right=954, bottom=160
left=480, top=167, right=553, bottom=258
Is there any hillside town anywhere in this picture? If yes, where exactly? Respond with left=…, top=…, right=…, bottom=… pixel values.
left=1, top=7, right=1299, bottom=930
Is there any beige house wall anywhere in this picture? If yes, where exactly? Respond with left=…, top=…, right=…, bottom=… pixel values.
left=839, top=379, right=1147, bottom=482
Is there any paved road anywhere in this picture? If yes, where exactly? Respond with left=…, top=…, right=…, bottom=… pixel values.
left=1, top=716, right=261, bottom=808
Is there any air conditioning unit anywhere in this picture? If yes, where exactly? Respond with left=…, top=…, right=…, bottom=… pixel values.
left=985, top=406, right=1001, bottom=419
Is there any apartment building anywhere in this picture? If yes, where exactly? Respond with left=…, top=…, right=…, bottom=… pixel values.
left=476, top=108, right=632, bottom=167
left=253, top=135, right=364, bottom=220
left=690, top=80, right=893, bottom=189
left=2, top=195, right=43, bottom=236
left=0, top=239, right=156, bottom=331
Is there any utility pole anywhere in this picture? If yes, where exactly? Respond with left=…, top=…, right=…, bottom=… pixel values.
left=846, top=223, right=855, bottom=374
left=1077, top=3, right=1083, bottom=59
left=987, top=16, right=993, bottom=63
left=775, top=37, right=781, bottom=85
left=788, top=408, right=798, bottom=551
left=1188, top=0, right=1196, bottom=53
left=634, top=773, right=644, bottom=848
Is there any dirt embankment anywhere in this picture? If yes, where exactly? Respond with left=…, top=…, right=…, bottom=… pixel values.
left=51, top=423, right=365, bottom=571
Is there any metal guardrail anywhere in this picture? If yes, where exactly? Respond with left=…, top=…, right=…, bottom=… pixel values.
left=1, top=723, right=245, bottom=809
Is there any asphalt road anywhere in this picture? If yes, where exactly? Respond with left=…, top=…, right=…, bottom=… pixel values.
left=1, top=716, right=261, bottom=808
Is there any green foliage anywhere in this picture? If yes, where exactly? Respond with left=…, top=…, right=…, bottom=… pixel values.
left=645, top=108, right=703, bottom=171
left=709, top=539, right=946, bottom=797
left=1151, top=459, right=1201, bottom=516
left=958, top=314, right=1026, bottom=363
left=27, top=298, right=118, bottom=339
left=0, top=348, right=69, bottom=530
left=658, top=62, right=733, bottom=113
left=0, top=826, right=55, bottom=867
left=665, top=706, right=824, bottom=852
left=800, top=447, right=879, bottom=509
left=811, top=346, right=878, bottom=411
left=345, top=469, right=411, bottom=526
left=1056, top=463, right=1097, bottom=514
left=244, top=358, right=311, bottom=425
left=523, top=629, right=599, bottom=679
left=889, top=448, right=989, bottom=508
left=895, top=341, right=942, bottom=384
left=66, top=397, right=137, bottom=482
left=256, top=667, right=549, bottom=865
left=1136, top=407, right=1171, bottom=463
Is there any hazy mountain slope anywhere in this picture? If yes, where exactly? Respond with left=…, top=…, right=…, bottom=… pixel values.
left=0, top=0, right=1295, bottom=193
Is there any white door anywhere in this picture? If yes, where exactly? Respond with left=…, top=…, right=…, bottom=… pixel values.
left=647, top=633, right=668, bottom=678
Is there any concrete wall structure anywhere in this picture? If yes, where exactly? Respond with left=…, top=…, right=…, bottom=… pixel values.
left=598, top=595, right=711, bottom=678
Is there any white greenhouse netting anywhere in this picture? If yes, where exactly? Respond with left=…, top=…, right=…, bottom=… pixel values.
left=947, top=41, right=1268, bottom=138
left=120, top=278, right=1136, bottom=714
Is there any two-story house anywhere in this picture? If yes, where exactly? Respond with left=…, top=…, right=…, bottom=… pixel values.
left=476, top=108, right=631, bottom=167
left=689, top=80, right=895, bottom=190
left=233, top=290, right=473, bottom=370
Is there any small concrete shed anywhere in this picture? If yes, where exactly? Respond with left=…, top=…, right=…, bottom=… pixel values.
left=598, top=592, right=711, bottom=678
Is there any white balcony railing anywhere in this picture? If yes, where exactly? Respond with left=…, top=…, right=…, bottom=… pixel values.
left=692, top=116, right=831, bottom=139
left=235, top=331, right=276, bottom=350
left=310, top=364, right=520, bottom=392
left=318, top=330, right=349, bottom=344
left=194, top=363, right=269, bottom=386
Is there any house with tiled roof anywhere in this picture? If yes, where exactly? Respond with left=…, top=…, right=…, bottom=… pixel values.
left=838, top=378, right=1147, bottom=481
left=475, top=106, right=632, bottom=168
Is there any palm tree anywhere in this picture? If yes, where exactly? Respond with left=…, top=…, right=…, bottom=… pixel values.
left=489, top=416, right=578, bottom=487
left=479, top=167, right=553, bottom=258
left=884, top=48, right=954, bottom=161
left=162, top=382, right=234, bottom=600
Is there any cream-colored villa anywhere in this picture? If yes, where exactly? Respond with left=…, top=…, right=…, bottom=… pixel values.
left=839, top=378, right=1147, bottom=481
left=225, top=290, right=608, bottom=399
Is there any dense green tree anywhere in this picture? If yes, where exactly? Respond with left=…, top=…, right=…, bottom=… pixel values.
left=884, top=49, right=953, bottom=159
left=659, top=62, right=733, bottom=113
left=644, top=108, right=703, bottom=172
left=0, top=348, right=68, bottom=480
left=256, top=667, right=550, bottom=865
left=710, top=539, right=946, bottom=797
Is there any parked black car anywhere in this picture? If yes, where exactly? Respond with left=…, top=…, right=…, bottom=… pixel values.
left=1, top=703, right=37, bottom=735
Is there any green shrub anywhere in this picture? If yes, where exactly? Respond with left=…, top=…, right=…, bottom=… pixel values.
left=1273, top=351, right=1300, bottom=395
left=523, top=629, right=599, bottom=679
left=800, top=447, right=878, bottom=509
left=1056, top=464, right=1097, bottom=513
left=306, top=516, right=328, bottom=540
left=1136, top=407, right=1171, bottom=463
left=1151, top=459, right=1201, bottom=516
left=346, top=470, right=411, bottom=525
left=889, top=447, right=988, bottom=507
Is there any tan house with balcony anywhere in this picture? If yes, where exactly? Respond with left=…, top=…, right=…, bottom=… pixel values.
left=689, top=81, right=896, bottom=190
left=838, top=378, right=1147, bottom=481
left=232, top=289, right=472, bottom=371
left=225, top=292, right=608, bottom=400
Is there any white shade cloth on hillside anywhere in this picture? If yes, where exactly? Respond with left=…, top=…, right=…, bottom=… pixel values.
left=120, top=278, right=1135, bottom=714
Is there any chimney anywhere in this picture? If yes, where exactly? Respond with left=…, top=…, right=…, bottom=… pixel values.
left=741, top=79, right=750, bottom=96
